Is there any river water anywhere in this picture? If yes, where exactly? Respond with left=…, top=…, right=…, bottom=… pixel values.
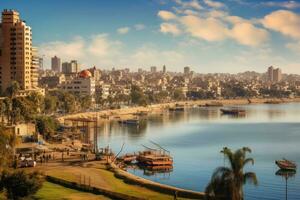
left=97, top=103, right=300, bottom=200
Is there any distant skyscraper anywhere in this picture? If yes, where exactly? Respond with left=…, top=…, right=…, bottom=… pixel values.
left=273, top=68, right=282, bottom=82
left=268, top=66, right=274, bottom=82
left=51, top=55, right=61, bottom=72
left=150, top=66, right=157, bottom=73
left=184, top=66, right=190, bottom=75
left=267, top=66, right=282, bottom=82
left=163, top=65, right=166, bottom=73
left=39, top=57, right=43, bottom=70
left=0, top=9, right=33, bottom=91
left=62, top=60, right=80, bottom=74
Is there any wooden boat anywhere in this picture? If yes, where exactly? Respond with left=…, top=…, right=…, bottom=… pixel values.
left=220, top=108, right=246, bottom=115
left=117, top=153, right=137, bottom=163
left=137, top=151, right=173, bottom=166
left=205, top=102, right=223, bottom=107
left=275, top=159, right=297, bottom=170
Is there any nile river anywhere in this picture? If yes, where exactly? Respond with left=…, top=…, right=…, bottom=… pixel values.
left=97, top=103, right=300, bottom=200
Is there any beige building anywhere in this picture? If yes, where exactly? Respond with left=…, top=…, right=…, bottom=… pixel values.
left=0, top=9, right=32, bottom=92
left=58, top=70, right=95, bottom=96
left=31, top=47, right=39, bottom=88
left=62, top=60, right=80, bottom=74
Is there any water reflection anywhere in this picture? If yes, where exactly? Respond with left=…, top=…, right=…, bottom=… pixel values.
left=275, top=169, right=296, bottom=200
left=96, top=103, right=300, bottom=200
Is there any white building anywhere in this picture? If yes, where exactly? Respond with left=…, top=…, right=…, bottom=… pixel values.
left=58, top=70, right=95, bottom=96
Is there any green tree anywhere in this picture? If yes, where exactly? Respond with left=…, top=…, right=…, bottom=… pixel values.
left=26, top=92, right=45, bottom=114
left=130, top=85, right=148, bottom=106
left=80, top=95, right=92, bottom=111
left=44, top=95, right=58, bottom=114
left=36, top=116, right=59, bottom=139
left=173, top=89, right=185, bottom=101
left=1, top=170, right=44, bottom=200
left=0, top=127, right=16, bottom=170
left=205, top=147, right=258, bottom=200
left=5, top=81, right=20, bottom=99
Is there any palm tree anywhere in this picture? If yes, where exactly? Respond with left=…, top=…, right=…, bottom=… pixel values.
left=205, top=147, right=258, bottom=200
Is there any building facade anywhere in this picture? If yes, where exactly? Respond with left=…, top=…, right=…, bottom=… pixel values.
left=267, top=66, right=282, bottom=82
left=31, top=47, right=39, bottom=88
left=58, top=70, right=95, bottom=96
left=51, top=55, right=61, bottom=72
left=0, top=9, right=32, bottom=92
left=62, top=60, right=80, bottom=74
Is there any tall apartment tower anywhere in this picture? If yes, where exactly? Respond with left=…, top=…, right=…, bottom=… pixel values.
left=62, top=60, right=80, bottom=74
left=267, top=66, right=274, bottom=82
left=267, top=66, right=282, bottom=82
left=184, top=66, right=190, bottom=75
left=273, top=68, right=282, bottom=82
left=150, top=66, right=157, bottom=73
left=51, top=55, right=61, bottom=72
left=0, top=9, right=32, bottom=92
left=31, top=47, right=39, bottom=88
left=162, top=65, right=166, bottom=74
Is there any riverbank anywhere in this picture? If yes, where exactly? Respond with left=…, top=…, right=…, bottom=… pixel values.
left=31, top=160, right=197, bottom=200
left=58, top=97, right=300, bottom=124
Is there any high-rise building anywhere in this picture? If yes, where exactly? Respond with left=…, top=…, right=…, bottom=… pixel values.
left=184, top=66, right=190, bottom=75
left=62, top=60, right=80, bottom=74
left=0, top=9, right=32, bottom=92
left=51, top=55, right=61, bottom=72
left=163, top=65, right=166, bottom=73
left=267, top=66, right=274, bottom=82
left=150, top=66, right=157, bottom=73
left=38, top=57, right=43, bottom=70
left=31, top=47, right=39, bottom=88
left=273, top=68, right=282, bottom=82
left=267, top=66, right=282, bottom=82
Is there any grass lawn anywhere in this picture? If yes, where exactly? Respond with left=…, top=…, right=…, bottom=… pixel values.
left=34, top=181, right=110, bottom=200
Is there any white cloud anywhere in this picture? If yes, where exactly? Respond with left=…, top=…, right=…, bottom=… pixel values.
left=174, top=0, right=203, bottom=10
left=158, top=10, right=177, bottom=20
left=39, top=34, right=123, bottom=68
left=117, top=27, right=130, bottom=34
left=180, top=15, right=229, bottom=41
left=131, top=45, right=184, bottom=68
left=262, top=10, right=300, bottom=39
left=231, top=22, right=269, bottom=46
left=262, top=1, right=300, bottom=9
left=286, top=41, right=300, bottom=53
left=134, top=24, right=146, bottom=31
left=203, top=0, right=226, bottom=9
left=160, top=23, right=181, bottom=36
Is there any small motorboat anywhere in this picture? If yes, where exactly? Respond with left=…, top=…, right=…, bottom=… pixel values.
left=275, top=159, right=297, bottom=170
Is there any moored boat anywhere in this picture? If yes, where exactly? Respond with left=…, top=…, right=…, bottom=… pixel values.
left=205, top=102, right=223, bottom=107
left=220, top=108, right=246, bottom=115
left=137, top=150, right=173, bottom=166
left=275, top=159, right=297, bottom=170
left=117, top=153, right=137, bottom=163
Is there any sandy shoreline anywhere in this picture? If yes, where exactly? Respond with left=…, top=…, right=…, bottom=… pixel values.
left=58, top=97, right=300, bottom=124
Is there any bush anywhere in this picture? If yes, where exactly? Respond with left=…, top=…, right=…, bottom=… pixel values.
left=1, top=170, right=44, bottom=200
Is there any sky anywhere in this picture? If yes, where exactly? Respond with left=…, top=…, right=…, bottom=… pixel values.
left=1, top=0, right=300, bottom=74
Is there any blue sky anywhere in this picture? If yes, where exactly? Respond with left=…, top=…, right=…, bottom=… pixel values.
left=1, top=0, right=300, bottom=74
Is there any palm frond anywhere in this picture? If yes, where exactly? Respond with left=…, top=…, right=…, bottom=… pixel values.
left=244, top=172, right=258, bottom=185
left=243, top=158, right=254, bottom=167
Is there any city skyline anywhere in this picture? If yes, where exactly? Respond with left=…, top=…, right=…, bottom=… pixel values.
left=1, top=0, right=300, bottom=74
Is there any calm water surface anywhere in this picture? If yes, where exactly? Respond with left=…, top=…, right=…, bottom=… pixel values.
left=97, top=103, right=300, bottom=200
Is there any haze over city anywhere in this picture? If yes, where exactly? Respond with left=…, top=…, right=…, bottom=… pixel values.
left=1, top=0, right=300, bottom=73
